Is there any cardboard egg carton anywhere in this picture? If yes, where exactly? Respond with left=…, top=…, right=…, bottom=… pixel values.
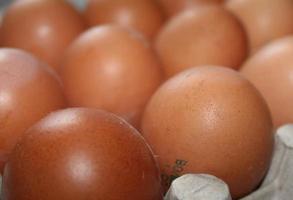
left=165, top=125, right=293, bottom=200
left=165, top=174, right=231, bottom=200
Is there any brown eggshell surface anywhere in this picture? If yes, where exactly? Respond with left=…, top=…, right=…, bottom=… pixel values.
left=240, top=37, right=293, bottom=128
left=2, top=108, right=163, bottom=200
left=155, top=5, right=248, bottom=77
left=0, top=0, right=86, bottom=72
left=61, top=25, right=163, bottom=128
left=0, top=17, right=3, bottom=45
left=141, top=66, right=273, bottom=199
left=84, top=0, right=164, bottom=40
left=0, top=48, right=66, bottom=173
left=157, top=0, right=225, bottom=17
left=226, top=0, right=293, bottom=54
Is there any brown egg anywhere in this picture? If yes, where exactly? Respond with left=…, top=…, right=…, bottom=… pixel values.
left=84, top=0, right=164, bottom=40
left=157, top=0, right=225, bottom=17
left=240, top=37, right=293, bottom=128
left=0, top=0, right=86, bottom=72
left=141, top=66, right=273, bottom=199
left=2, top=108, right=163, bottom=200
left=155, top=5, right=248, bottom=78
left=0, top=16, right=3, bottom=45
left=60, top=25, right=163, bottom=128
left=0, top=48, right=66, bottom=173
left=226, top=0, right=293, bottom=54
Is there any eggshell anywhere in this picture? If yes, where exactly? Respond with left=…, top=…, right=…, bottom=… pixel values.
left=157, top=0, right=225, bottom=17
left=155, top=5, right=248, bottom=77
left=0, top=17, right=3, bottom=45
left=84, top=0, right=165, bottom=40
left=0, top=0, right=86, bottom=72
left=141, top=66, right=274, bottom=199
left=240, top=37, right=293, bottom=128
left=2, top=108, right=163, bottom=200
left=0, top=48, right=66, bottom=172
left=226, top=0, right=293, bottom=54
left=60, top=25, right=163, bottom=128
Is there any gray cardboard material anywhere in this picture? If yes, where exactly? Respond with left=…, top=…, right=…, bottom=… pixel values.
left=241, top=124, right=293, bottom=200
left=68, top=0, right=87, bottom=10
left=164, top=174, right=231, bottom=200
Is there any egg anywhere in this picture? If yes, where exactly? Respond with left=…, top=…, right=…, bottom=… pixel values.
left=2, top=108, right=163, bottom=200
left=0, top=48, right=66, bottom=172
left=240, top=37, right=293, bottom=128
left=141, top=66, right=273, bottom=199
left=0, top=0, right=86, bottom=72
left=226, top=0, right=293, bottom=54
left=60, top=25, right=163, bottom=128
left=157, top=0, right=225, bottom=17
left=155, top=5, right=248, bottom=78
left=84, top=0, right=164, bottom=40
left=0, top=16, right=3, bottom=45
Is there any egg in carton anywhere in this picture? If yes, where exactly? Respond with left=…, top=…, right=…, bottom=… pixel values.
left=165, top=124, right=293, bottom=200
left=0, top=125, right=289, bottom=199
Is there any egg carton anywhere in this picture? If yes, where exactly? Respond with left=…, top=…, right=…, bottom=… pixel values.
left=165, top=124, right=293, bottom=200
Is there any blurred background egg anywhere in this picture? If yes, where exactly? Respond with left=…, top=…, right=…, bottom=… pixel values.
left=141, top=66, right=273, bottom=199
left=0, top=0, right=86, bottom=72
left=60, top=25, right=163, bottom=128
left=241, top=37, right=293, bottom=128
left=155, top=5, right=248, bottom=77
left=157, top=0, right=225, bottom=17
left=0, top=19, right=2, bottom=45
left=84, top=0, right=165, bottom=40
left=0, top=48, right=66, bottom=173
left=226, top=0, right=293, bottom=54
left=2, top=108, right=163, bottom=200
